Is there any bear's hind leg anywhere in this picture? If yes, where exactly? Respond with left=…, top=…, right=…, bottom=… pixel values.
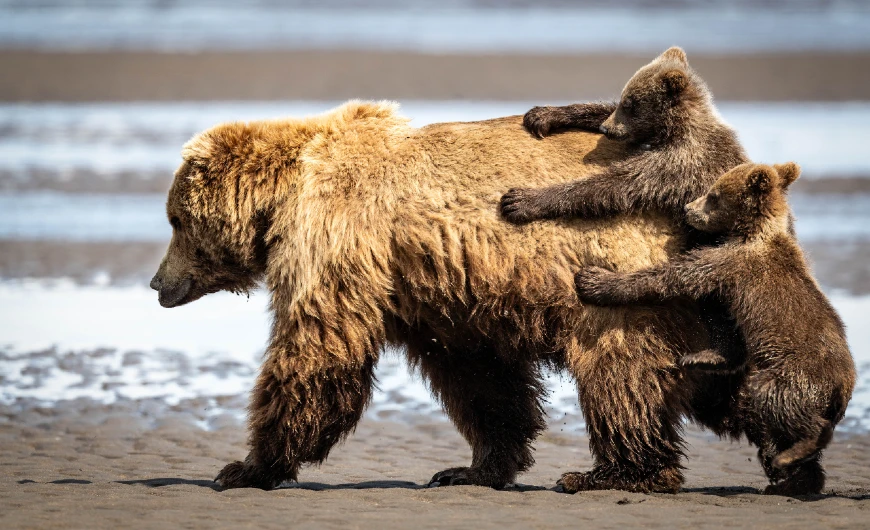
left=407, top=334, right=547, bottom=489
left=563, top=326, right=688, bottom=494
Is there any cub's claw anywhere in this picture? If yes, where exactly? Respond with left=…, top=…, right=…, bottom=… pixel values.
left=573, top=267, right=615, bottom=305
left=500, top=188, right=546, bottom=224
left=523, top=106, right=554, bottom=138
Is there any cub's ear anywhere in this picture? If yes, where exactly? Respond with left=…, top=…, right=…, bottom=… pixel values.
left=661, top=70, right=688, bottom=98
left=773, top=162, right=801, bottom=189
left=747, top=166, right=774, bottom=196
left=658, top=46, right=688, bottom=66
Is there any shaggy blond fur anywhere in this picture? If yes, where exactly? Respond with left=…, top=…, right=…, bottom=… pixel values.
left=152, top=101, right=714, bottom=492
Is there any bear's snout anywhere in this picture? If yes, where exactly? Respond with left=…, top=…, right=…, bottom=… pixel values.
left=152, top=276, right=194, bottom=308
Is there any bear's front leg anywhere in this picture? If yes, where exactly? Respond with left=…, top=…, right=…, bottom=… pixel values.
left=216, top=344, right=376, bottom=490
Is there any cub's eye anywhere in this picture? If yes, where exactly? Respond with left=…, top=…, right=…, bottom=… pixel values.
left=707, top=194, right=719, bottom=206
left=622, top=97, right=634, bottom=110
left=170, top=216, right=182, bottom=230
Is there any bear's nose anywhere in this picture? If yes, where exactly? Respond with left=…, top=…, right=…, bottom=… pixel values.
left=599, top=124, right=609, bottom=135
left=150, top=275, right=162, bottom=291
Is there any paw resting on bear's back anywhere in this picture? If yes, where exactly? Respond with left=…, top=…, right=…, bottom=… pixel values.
left=500, top=187, right=548, bottom=224
left=573, top=267, right=616, bottom=305
left=523, top=106, right=559, bottom=138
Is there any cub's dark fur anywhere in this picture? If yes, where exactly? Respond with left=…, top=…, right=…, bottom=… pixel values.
left=575, top=163, right=856, bottom=496
left=501, top=46, right=747, bottom=225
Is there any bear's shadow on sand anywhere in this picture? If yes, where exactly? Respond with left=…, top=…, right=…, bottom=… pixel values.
left=108, top=479, right=870, bottom=501
left=18, top=477, right=870, bottom=501
left=112, top=478, right=550, bottom=492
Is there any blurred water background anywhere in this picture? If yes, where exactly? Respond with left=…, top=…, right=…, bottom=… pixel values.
left=1, top=0, right=869, bottom=433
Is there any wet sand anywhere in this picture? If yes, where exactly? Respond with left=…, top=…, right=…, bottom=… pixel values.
left=2, top=399, right=870, bottom=529
left=3, top=50, right=870, bottom=102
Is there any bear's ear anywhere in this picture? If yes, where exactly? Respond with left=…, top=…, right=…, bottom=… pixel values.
left=658, top=46, right=688, bottom=66
left=747, top=167, right=774, bottom=196
left=773, top=162, right=801, bottom=189
left=181, top=132, right=214, bottom=170
left=660, top=69, right=688, bottom=98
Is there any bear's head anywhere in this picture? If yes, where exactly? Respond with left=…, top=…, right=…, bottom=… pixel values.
left=600, top=46, right=711, bottom=147
left=149, top=123, right=288, bottom=307
left=149, top=101, right=402, bottom=308
left=684, top=162, right=800, bottom=237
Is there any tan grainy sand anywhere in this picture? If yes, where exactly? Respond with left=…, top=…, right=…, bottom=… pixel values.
left=2, top=50, right=870, bottom=102
left=2, top=403, right=869, bottom=529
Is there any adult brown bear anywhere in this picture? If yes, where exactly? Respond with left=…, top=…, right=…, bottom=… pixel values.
left=150, top=101, right=718, bottom=493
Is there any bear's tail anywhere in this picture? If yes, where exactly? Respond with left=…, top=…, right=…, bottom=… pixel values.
left=772, top=418, right=834, bottom=469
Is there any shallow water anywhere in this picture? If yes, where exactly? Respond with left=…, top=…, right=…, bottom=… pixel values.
left=3, top=101, right=869, bottom=178
left=0, top=283, right=867, bottom=432
left=1, top=2, right=869, bottom=52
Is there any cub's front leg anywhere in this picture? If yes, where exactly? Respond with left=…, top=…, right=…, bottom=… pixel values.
left=573, top=266, right=676, bottom=306
left=523, top=102, right=617, bottom=138
left=574, top=250, right=724, bottom=306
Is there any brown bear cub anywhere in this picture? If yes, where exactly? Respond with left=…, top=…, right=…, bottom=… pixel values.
left=501, top=46, right=748, bottom=225
left=574, top=163, right=856, bottom=496
left=502, top=46, right=752, bottom=372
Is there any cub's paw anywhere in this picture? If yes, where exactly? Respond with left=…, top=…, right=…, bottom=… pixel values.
left=500, top=188, right=548, bottom=224
left=523, top=106, right=558, bottom=138
left=215, top=461, right=281, bottom=490
left=573, top=267, right=616, bottom=305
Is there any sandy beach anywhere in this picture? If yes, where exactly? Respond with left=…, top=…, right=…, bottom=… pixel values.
left=3, top=401, right=870, bottom=529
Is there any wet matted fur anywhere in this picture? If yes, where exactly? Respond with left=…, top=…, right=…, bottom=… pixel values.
left=152, top=101, right=720, bottom=493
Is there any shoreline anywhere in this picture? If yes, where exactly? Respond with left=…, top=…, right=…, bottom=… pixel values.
left=3, top=50, right=870, bottom=102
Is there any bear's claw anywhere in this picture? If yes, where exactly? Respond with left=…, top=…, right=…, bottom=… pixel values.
left=215, top=460, right=280, bottom=490
left=429, top=467, right=474, bottom=487
left=556, top=471, right=593, bottom=494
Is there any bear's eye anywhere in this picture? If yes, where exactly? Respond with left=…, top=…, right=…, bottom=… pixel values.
left=707, top=193, right=719, bottom=206
left=622, top=97, right=634, bottom=111
left=170, top=216, right=182, bottom=230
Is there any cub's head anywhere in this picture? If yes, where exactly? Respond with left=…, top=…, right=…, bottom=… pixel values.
left=150, top=124, right=278, bottom=308
left=600, top=46, right=710, bottom=147
left=684, top=162, right=800, bottom=237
